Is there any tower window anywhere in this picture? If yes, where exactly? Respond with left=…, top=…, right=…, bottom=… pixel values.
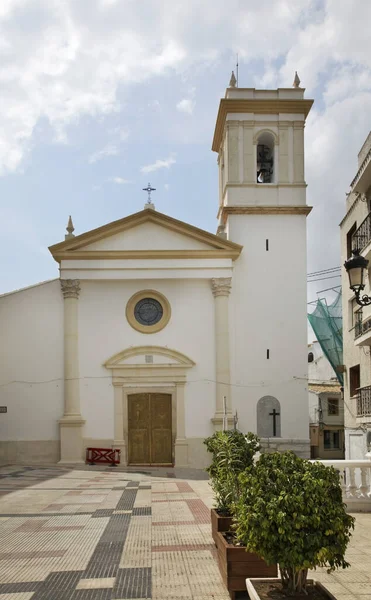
left=257, top=132, right=274, bottom=184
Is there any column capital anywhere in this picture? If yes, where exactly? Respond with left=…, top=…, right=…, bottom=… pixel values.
left=61, top=279, right=81, bottom=299
left=211, top=277, right=232, bottom=297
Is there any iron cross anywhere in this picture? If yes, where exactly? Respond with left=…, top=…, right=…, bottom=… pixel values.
left=143, top=183, right=156, bottom=203
left=269, top=408, right=280, bottom=437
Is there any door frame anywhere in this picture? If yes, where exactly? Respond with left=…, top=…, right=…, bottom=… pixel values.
left=105, top=345, right=195, bottom=467
left=127, top=391, right=173, bottom=466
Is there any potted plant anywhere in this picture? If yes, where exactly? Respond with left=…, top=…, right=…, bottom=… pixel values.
left=234, top=451, right=355, bottom=599
left=204, top=430, right=260, bottom=545
left=204, top=431, right=277, bottom=598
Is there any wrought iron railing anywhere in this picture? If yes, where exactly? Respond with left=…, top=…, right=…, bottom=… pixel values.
left=354, top=313, right=371, bottom=340
left=356, top=386, right=371, bottom=417
left=355, top=310, right=363, bottom=338
left=352, top=212, right=371, bottom=252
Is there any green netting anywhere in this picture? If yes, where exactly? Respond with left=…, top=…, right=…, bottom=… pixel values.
left=308, top=290, right=343, bottom=385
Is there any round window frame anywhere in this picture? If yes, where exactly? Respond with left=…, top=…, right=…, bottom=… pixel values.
left=126, top=290, right=171, bottom=334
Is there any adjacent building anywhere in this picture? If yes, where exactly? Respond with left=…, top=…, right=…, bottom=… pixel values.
left=308, top=341, right=344, bottom=459
left=340, top=131, right=371, bottom=459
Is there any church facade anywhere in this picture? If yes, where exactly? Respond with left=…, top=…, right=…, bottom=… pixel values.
left=0, top=79, right=313, bottom=467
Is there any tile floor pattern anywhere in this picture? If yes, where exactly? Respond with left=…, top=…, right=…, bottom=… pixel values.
left=0, top=465, right=228, bottom=600
left=0, top=466, right=371, bottom=599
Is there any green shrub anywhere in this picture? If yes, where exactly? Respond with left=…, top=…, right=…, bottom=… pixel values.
left=234, top=451, right=354, bottom=595
left=204, top=430, right=260, bottom=515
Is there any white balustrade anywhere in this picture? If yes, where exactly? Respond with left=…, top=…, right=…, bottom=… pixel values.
left=312, top=458, right=371, bottom=512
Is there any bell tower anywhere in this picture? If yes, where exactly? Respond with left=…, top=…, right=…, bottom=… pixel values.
left=213, top=72, right=313, bottom=229
left=212, top=74, right=314, bottom=456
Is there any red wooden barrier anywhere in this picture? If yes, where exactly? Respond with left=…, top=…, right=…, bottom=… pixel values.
left=86, top=447, right=121, bottom=466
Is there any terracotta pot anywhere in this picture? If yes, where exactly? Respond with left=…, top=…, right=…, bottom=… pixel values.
left=216, top=532, right=277, bottom=600
left=246, top=577, right=337, bottom=600
left=211, top=508, right=233, bottom=547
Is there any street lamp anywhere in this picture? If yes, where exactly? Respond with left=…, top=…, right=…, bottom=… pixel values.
left=344, top=249, right=371, bottom=306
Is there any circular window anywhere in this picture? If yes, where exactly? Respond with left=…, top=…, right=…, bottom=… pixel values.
left=134, top=298, right=163, bottom=326
left=126, top=290, right=171, bottom=333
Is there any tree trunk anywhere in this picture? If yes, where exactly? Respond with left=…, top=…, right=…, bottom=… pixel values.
left=280, top=566, right=308, bottom=595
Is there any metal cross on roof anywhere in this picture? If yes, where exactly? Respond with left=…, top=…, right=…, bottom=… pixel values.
left=143, top=183, right=156, bottom=203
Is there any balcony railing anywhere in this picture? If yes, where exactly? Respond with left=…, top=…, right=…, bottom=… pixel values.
left=356, top=386, right=371, bottom=417
left=352, top=212, right=371, bottom=252
left=354, top=314, right=371, bottom=339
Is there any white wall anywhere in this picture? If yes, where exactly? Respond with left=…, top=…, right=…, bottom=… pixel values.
left=308, top=341, right=337, bottom=382
left=77, top=278, right=216, bottom=441
left=308, top=391, right=318, bottom=423
left=228, top=213, right=309, bottom=440
left=341, top=195, right=371, bottom=431
left=0, top=280, right=64, bottom=442
left=83, top=222, right=213, bottom=251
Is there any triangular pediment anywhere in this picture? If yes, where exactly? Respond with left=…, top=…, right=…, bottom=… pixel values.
left=49, top=208, right=242, bottom=262
left=104, top=346, right=195, bottom=370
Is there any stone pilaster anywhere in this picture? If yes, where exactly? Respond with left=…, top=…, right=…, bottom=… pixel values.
left=211, top=277, right=233, bottom=430
left=175, top=382, right=188, bottom=466
left=59, top=279, right=85, bottom=464
left=113, top=383, right=127, bottom=466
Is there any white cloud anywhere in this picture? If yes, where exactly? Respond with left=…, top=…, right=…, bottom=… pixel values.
left=177, top=86, right=196, bottom=115
left=108, top=176, right=131, bottom=184
left=141, top=155, right=176, bottom=174
left=89, top=144, right=118, bottom=164
left=0, top=0, right=319, bottom=176
left=176, top=98, right=195, bottom=115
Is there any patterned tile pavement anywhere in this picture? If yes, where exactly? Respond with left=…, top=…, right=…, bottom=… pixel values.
left=0, top=465, right=229, bottom=600
left=1, top=465, right=371, bottom=599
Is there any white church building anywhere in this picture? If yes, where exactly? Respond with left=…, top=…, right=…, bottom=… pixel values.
left=0, top=77, right=313, bottom=468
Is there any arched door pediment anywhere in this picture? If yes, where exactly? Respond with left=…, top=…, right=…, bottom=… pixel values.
left=104, top=346, right=195, bottom=382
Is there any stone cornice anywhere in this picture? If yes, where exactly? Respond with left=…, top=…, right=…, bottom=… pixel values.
left=350, top=145, right=371, bottom=190
left=49, top=208, right=243, bottom=263
left=211, top=277, right=232, bottom=297
left=56, top=249, right=241, bottom=261
left=212, top=97, right=313, bottom=152
left=219, top=205, right=312, bottom=222
left=60, top=279, right=81, bottom=299
left=339, top=194, right=360, bottom=227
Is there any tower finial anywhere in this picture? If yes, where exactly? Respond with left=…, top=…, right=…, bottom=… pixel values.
left=229, top=71, right=237, bottom=88
left=65, top=215, right=75, bottom=240
left=292, top=71, right=301, bottom=88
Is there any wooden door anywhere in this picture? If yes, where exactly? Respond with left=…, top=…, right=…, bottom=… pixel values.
left=128, top=393, right=172, bottom=465
left=128, top=394, right=150, bottom=464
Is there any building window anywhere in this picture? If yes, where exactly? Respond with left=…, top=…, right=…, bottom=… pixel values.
left=126, top=290, right=171, bottom=334
left=256, top=132, right=274, bottom=183
left=349, top=364, right=360, bottom=397
left=324, top=430, right=341, bottom=450
left=328, top=398, right=339, bottom=416
left=308, top=352, right=314, bottom=363
left=346, top=222, right=357, bottom=258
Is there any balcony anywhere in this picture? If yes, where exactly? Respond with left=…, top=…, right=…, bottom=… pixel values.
left=354, top=314, right=371, bottom=346
left=356, top=386, right=371, bottom=418
left=350, top=143, right=371, bottom=194
left=352, top=212, right=371, bottom=254
left=314, top=459, right=371, bottom=512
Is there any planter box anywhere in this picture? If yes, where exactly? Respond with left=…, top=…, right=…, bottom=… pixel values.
left=246, top=577, right=337, bottom=600
left=211, top=508, right=233, bottom=547
left=216, top=532, right=277, bottom=600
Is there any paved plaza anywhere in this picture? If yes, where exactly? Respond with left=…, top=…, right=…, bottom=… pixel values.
left=0, top=465, right=370, bottom=599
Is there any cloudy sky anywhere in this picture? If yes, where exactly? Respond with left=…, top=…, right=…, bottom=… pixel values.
left=0, top=0, right=370, bottom=314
